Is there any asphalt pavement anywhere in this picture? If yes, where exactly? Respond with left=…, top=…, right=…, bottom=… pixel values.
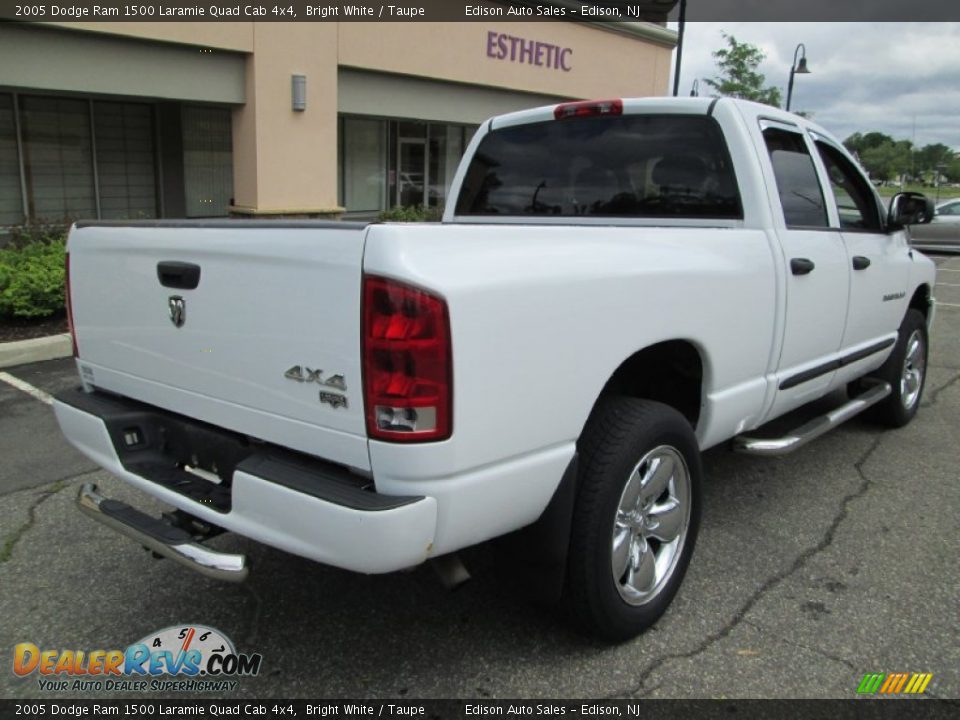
left=1, top=256, right=958, bottom=700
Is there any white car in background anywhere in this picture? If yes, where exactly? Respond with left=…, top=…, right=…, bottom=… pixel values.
left=908, top=197, right=960, bottom=249
left=934, top=199, right=960, bottom=222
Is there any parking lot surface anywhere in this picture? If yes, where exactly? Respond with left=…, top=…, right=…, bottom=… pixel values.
left=1, top=256, right=959, bottom=700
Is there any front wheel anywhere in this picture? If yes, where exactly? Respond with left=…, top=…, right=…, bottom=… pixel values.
left=864, top=309, right=929, bottom=428
left=565, top=398, right=702, bottom=641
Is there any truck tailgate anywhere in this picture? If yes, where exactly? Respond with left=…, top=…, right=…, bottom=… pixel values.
left=68, top=222, right=370, bottom=471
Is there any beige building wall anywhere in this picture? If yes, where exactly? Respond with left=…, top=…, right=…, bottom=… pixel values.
left=338, top=22, right=674, bottom=100
left=249, top=21, right=673, bottom=214
left=0, top=23, right=246, bottom=103
left=231, top=24, right=340, bottom=214
left=15, top=20, right=676, bottom=216
left=47, top=21, right=254, bottom=52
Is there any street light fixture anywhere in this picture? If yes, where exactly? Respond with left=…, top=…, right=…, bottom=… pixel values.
left=786, top=43, right=810, bottom=112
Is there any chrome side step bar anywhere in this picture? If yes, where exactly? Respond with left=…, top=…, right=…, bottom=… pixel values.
left=77, top=483, right=248, bottom=582
left=733, top=381, right=891, bottom=457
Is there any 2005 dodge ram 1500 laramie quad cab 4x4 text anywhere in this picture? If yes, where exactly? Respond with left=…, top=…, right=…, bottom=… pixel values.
left=54, top=97, right=936, bottom=640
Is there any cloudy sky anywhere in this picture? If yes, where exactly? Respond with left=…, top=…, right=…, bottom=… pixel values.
left=668, top=23, right=960, bottom=150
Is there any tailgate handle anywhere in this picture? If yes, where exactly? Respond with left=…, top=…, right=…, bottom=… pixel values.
left=157, top=261, right=201, bottom=290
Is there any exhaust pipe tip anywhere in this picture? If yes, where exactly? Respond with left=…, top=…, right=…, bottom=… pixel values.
left=430, top=553, right=471, bottom=590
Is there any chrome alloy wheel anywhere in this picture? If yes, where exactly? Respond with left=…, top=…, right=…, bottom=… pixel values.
left=611, top=445, right=691, bottom=606
left=901, top=329, right=926, bottom=411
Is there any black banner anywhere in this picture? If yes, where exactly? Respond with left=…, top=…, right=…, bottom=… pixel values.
left=2, top=699, right=960, bottom=720
left=0, top=0, right=958, bottom=22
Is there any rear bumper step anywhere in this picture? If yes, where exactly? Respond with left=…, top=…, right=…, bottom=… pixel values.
left=733, top=381, right=891, bottom=456
left=78, top=482, right=248, bottom=582
left=53, top=388, right=439, bottom=574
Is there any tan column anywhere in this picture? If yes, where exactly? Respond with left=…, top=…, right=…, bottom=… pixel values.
left=231, top=23, right=342, bottom=218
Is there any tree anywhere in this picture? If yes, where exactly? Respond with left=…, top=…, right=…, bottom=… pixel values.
left=859, top=141, right=912, bottom=183
left=844, top=132, right=895, bottom=156
left=843, top=132, right=917, bottom=182
left=844, top=131, right=958, bottom=183
left=915, top=143, right=954, bottom=174
left=703, top=34, right=782, bottom=108
left=944, top=157, right=960, bottom=183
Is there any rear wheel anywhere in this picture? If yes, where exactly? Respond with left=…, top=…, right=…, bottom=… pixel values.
left=565, top=397, right=701, bottom=641
left=864, top=309, right=928, bottom=427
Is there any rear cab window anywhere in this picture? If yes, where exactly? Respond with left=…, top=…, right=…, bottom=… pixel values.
left=455, top=114, right=742, bottom=220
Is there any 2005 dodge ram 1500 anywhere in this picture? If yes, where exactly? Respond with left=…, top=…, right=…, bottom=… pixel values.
left=54, top=97, right=936, bottom=640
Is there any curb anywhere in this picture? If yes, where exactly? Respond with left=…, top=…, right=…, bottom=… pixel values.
left=0, top=333, right=72, bottom=369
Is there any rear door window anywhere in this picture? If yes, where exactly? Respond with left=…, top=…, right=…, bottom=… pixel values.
left=455, top=114, right=742, bottom=219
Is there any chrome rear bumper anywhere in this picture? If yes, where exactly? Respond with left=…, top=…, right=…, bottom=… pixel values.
left=77, top=482, right=248, bottom=582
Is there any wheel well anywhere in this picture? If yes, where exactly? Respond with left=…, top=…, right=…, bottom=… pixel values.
left=909, top=284, right=932, bottom=321
left=599, top=341, right=704, bottom=428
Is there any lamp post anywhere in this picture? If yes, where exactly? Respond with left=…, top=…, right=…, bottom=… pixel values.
left=786, top=43, right=810, bottom=112
left=690, top=79, right=700, bottom=97
left=672, top=0, right=688, bottom=96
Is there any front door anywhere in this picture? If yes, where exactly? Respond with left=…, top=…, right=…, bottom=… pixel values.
left=813, top=139, right=913, bottom=354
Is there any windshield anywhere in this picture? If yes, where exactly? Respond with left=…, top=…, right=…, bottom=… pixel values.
left=455, top=114, right=742, bottom=220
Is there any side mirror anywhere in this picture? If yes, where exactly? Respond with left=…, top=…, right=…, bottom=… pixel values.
left=888, top=192, right=935, bottom=228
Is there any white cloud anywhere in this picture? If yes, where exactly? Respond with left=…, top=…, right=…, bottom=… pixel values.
left=669, top=22, right=960, bottom=149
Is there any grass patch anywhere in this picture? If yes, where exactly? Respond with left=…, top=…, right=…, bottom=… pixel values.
left=875, top=185, right=960, bottom=201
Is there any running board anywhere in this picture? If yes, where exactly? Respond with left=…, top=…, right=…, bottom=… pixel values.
left=733, top=381, right=891, bottom=457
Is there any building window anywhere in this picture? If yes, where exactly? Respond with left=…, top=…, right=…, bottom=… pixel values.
left=341, top=117, right=387, bottom=213
left=182, top=105, right=233, bottom=218
left=20, top=95, right=97, bottom=224
left=94, top=101, right=157, bottom=220
left=396, top=120, right=426, bottom=207
left=428, top=123, right=465, bottom=208
left=338, top=115, right=476, bottom=216
left=0, top=94, right=24, bottom=225
left=0, top=93, right=232, bottom=228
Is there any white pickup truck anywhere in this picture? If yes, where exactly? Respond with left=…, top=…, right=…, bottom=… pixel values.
left=54, top=97, right=936, bottom=640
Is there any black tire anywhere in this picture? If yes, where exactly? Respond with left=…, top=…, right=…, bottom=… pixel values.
left=565, top=397, right=702, bottom=641
left=863, top=309, right=928, bottom=428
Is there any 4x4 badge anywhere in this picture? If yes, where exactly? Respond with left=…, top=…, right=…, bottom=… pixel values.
left=168, top=296, right=186, bottom=328
left=284, top=365, right=347, bottom=391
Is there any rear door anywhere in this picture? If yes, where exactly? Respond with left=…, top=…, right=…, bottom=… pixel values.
left=759, top=123, right=849, bottom=418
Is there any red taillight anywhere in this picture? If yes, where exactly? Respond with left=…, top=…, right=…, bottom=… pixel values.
left=362, top=275, right=452, bottom=442
left=554, top=98, right=623, bottom=120
left=65, top=252, right=78, bottom=357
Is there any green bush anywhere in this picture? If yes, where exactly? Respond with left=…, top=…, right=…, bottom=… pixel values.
left=0, top=230, right=67, bottom=319
left=377, top=205, right=444, bottom=223
left=5, top=224, right=69, bottom=250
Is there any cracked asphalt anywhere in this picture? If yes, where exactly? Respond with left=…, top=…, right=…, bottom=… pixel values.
left=1, top=256, right=959, bottom=700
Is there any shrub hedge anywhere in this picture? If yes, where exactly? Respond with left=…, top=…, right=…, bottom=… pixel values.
left=377, top=205, right=444, bottom=222
left=0, top=228, right=67, bottom=319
